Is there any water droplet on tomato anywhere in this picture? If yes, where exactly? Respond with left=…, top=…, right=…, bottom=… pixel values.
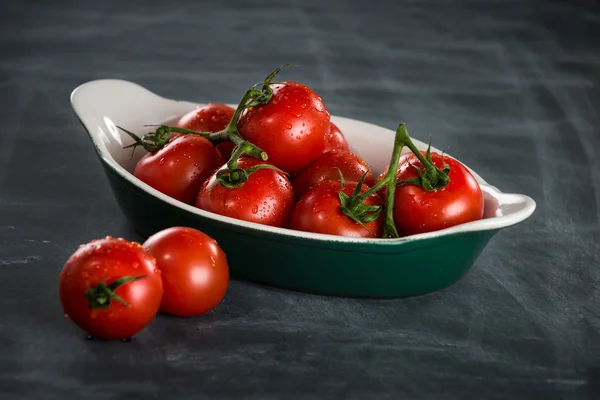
left=296, top=114, right=301, bottom=118
left=209, top=256, right=216, bottom=267
left=302, top=123, right=306, bottom=127
left=159, top=157, right=165, bottom=165
left=296, top=135, right=300, bottom=139
left=105, top=236, right=113, bottom=240
left=132, top=262, right=139, bottom=269
left=286, top=124, right=292, bottom=130
left=301, top=103, right=307, bottom=109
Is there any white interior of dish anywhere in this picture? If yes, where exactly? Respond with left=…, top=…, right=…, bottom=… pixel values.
left=71, top=79, right=536, bottom=243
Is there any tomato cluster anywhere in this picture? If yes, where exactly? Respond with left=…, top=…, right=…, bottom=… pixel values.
left=121, top=65, right=484, bottom=240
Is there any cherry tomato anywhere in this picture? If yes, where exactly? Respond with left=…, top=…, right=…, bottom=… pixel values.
left=196, top=157, right=295, bottom=228
left=290, top=180, right=383, bottom=238
left=134, top=135, right=224, bottom=205
left=324, top=122, right=350, bottom=152
left=237, top=81, right=330, bottom=174
left=292, top=150, right=374, bottom=199
left=176, top=103, right=236, bottom=160
left=390, top=151, right=484, bottom=236
left=143, top=227, right=229, bottom=317
left=59, top=237, right=163, bottom=340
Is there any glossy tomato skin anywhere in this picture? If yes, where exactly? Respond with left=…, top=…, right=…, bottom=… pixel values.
left=196, top=157, right=295, bottom=228
left=237, top=81, right=330, bottom=174
left=290, top=180, right=383, bottom=238
left=143, top=227, right=229, bottom=317
left=176, top=103, right=236, bottom=160
left=292, top=150, right=374, bottom=199
left=134, top=135, right=224, bottom=205
left=324, top=122, right=350, bottom=153
left=59, top=237, right=163, bottom=340
left=392, top=151, right=484, bottom=236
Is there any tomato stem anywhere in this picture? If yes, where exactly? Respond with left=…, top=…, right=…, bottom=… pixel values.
left=84, top=275, right=146, bottom=309
left=340, top=124, right=409, bottom=238
left=337, top=169, right=381, bottom=235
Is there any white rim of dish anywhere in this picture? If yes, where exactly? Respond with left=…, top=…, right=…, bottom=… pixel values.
left=71, top=79, right=537, bottom=244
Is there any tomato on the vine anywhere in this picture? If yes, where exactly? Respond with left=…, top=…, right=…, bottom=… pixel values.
left=324, top=122, right=350, bottom=152
left=290, top=180, right=383, bottom=238
left=134, top=135, right=224, bottom=205
left=292, top=150, right=374, bottom=199
left=59, top=237, right=163, bottom=340
left=176, top=103, right=236, bottom=160
left=388, top=151, right=484, bottom=236
left=196, top=157, right=295, bottom=228
left=237, top=81, right=330, bottom=174
left=143, top=227, right=229, bottom=317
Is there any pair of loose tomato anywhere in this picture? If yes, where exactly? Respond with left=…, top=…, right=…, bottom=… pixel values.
left=59, top=227, right=229, bottom=341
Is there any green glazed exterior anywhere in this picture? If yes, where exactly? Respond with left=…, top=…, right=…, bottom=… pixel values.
left=101, top=159, right=498, bottom=298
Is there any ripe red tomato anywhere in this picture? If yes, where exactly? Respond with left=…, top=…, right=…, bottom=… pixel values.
left=59, top=237, right=163, bottom=340
left=391, top=151, right=484, bottom=236
left=196, top=157, right=295, bottom=228
left=292, top=150, right=374, bottom=199
left=290, top=180, right=383, bottom=238
left=237, top=81, right=331, bottom=174
left=143, top=227, right=229, bottom=317
left=176, top=103, right=236, bottom=160
left=134, top=135, right=224, bottom=205
left=324, top=122, right=350, bottom=152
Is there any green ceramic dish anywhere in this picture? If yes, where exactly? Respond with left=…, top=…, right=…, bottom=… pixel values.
left=70, top=79, right=536, bottom=298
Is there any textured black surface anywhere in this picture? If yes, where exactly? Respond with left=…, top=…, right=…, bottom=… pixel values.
left=1, top=0, right=599, bottom=399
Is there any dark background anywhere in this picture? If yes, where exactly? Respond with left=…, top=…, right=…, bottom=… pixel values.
left=1, top=0, right=599, bottom=399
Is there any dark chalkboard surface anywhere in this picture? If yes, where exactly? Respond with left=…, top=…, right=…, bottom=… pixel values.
left=1, top=0, right=598, bottom=398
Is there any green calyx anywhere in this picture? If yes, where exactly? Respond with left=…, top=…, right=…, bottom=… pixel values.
left=84, top=275, right=146, bottom=309
left=119, top=125, right=172, bottom=155
left=338, top=169, right=382, bottom=235
left=397, top=137, right=450, bottom=191
left=214, top=163, right=288, bottom=189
